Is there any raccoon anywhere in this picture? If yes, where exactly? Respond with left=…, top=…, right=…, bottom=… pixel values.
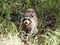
left=21, top=8, right=38, bottom=36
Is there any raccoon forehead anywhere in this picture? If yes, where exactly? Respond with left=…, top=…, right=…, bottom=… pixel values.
left=24, top=13, right=32, bottom=16
left=21, top=17, right=30, bottom=21
left=26, top=8, right=35, bottom=12
left=23, top=13, right=34, bottom=17
left=24, top=17, right=30, bottom=19
left=24, top=17, right=29, bottom=18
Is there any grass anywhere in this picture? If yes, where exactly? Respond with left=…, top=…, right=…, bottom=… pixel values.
left=0, top=20, right=60, bottom=45
left=0, top=0, right=60, bottom=45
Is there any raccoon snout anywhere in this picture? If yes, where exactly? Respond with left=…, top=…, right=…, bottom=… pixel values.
left=24, top=20, right=30, bottom=25
left=24, top=21, right=28, bottom=24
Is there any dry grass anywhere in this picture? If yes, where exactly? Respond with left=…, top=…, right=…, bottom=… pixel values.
left=0, top=28, right=60, bottom=45
left=0, top=20, right=60, bottom=45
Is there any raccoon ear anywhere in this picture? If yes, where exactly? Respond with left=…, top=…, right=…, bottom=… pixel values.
left=31, top=15, right=34, bottom=17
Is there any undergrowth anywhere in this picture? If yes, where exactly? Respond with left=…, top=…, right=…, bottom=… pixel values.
left=0, top=0, right=60, bottom=45
left=0, top=20, right=60, bottom=45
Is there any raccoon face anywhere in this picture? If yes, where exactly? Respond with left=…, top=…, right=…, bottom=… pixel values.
left=21, top=17, right=32, bottom=26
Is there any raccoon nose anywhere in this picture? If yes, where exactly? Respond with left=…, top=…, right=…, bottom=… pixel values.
left=25, top=22, right=28, bottom=24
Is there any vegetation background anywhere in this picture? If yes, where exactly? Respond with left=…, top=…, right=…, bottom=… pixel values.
left=0, top=0, right=60, bottom=45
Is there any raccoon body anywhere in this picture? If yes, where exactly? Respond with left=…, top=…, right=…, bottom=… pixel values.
left=21, top=8, right=38, bottom=36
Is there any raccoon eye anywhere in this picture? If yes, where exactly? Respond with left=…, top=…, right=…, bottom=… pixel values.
left=22, top=18, right=26, bottom=21
left=28, top=19, right=30, bottom=20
